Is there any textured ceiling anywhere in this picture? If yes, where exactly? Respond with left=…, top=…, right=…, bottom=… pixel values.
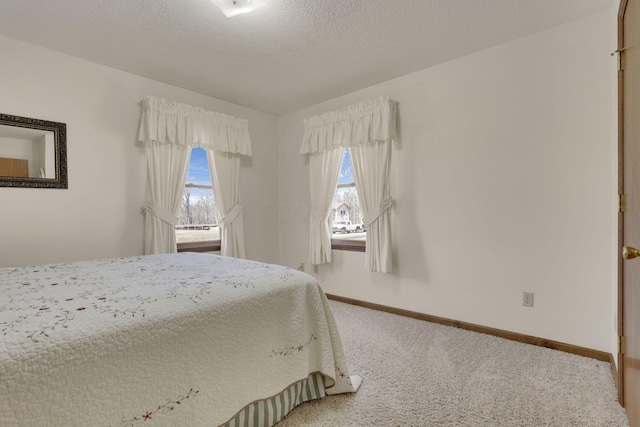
left=0, top=0, right=612, bottom=115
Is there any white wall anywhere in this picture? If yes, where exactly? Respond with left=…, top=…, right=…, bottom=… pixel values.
left=278, top=10, right=615, bottom=352
left=0, top=34, right=279, bottom=267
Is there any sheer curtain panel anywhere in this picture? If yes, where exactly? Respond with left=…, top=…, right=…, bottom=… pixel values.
left=143, top=142, right=191, bottom=254
left=207, top=150, right=246, bottom=258
left=301, top=96, right=397, bottom=272
left=349, top=141, right=393, bottom=272
left=308, top=148, right=344, bottom=265
left=138, top=96, right=252, bottom=257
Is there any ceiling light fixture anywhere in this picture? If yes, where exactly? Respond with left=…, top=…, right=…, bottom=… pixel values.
left=211, top=0, right=265, bottom=18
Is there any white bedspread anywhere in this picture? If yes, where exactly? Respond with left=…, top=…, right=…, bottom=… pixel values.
left=0, top=253, right=359, bottom=426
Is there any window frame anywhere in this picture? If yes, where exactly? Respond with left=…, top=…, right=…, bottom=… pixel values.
left=177, top=240, right=221, bottom=253
left=331, top=238, right=365, bottom=252
left=176, top=157, right=221, bottom=253
left=331, top=151, right=365, bottom=253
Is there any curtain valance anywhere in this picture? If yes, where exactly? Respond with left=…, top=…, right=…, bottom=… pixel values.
left=300, top=96, right=397, bottom=155
left=138, top=96, right=252, bottom=156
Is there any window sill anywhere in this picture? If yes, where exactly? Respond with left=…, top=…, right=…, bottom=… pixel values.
left=331, top=239, right=365, bottom=252
left=177, top=240, right=221, bottom=253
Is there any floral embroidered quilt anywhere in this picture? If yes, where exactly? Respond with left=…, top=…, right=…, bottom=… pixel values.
left=0, top=253, right=360, bottom=426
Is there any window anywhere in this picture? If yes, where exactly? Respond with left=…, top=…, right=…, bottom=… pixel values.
left=331, top=149, right=366, bottom=252
left=176, top=147, right=221, bottom=252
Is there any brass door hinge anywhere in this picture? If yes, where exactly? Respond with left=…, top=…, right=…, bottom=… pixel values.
left=619, top=336, right=625, bottom=355
left=612, top=48, right=626, bottom=71
left=619, top=194, right=626, bottom=213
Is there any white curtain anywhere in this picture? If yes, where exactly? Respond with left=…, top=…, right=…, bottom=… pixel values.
left=349, top=142, right=393, bottom=273
left=207, top=150, right=246, bottom=258
left=142, top=142, right=192, bottom=254
left=138, top=96, right=252, bottom=156
left=138, top=96, right=252, bottom=256
left=301, top=96, right=397, bottom=272
left=308, top=148, right=344, bottom=265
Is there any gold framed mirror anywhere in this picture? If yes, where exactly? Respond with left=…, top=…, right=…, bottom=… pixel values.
left=0, top=113, right=67, bottom=189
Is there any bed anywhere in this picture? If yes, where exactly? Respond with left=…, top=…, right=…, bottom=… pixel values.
left=0, top=253, right=361, bottom=426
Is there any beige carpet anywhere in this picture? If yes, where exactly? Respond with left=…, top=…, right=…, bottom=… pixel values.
left=277, top=300, right=629, bottom=427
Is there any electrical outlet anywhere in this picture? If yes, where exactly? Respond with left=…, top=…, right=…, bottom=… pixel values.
left=523, top=292, right=534, bottom=308
left=298, top=262, right=304, bottom=272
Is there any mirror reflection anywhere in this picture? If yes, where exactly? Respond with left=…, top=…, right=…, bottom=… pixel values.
left=0, top=114, right=67, bottom=189
left=0, top=125, right=56, bottom=179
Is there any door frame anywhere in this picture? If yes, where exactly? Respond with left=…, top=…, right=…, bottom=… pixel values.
left=617, top=0, right=628, bottom=406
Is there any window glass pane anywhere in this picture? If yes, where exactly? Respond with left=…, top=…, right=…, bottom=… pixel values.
left=332, top=149, right=366, bottom=241
left=176, top=147, right=220, bottom=243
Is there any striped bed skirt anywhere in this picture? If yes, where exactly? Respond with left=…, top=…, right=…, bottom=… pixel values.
left=220, top=373, right=326, bottom=427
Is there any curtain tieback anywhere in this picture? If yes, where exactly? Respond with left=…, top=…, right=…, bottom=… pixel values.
left=310, top=205, right=327, bottom=222
left=363, top=197, right=393, bottom=227
left=143, top=203, right=178, bottom=226
left=220, top=203, right=243, bottom=227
